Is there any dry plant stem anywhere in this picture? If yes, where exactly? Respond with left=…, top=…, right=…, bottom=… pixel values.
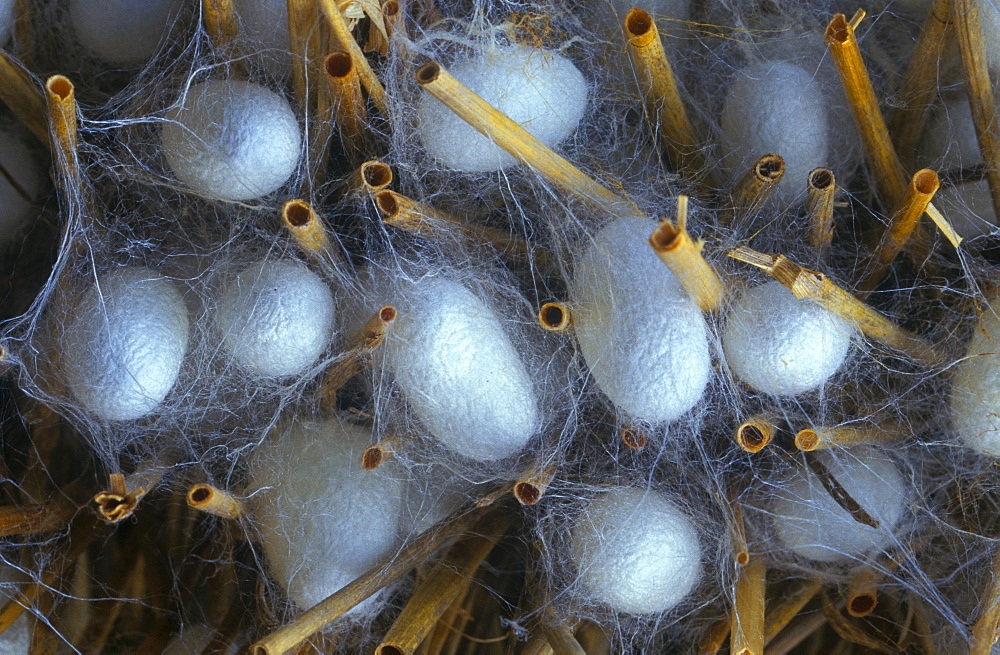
left=826, top=12, right=908, bottom=206
left=764, top=579, right=823, bottom=643
left=541, top=613, right=585, bottom=655
left=318, top=0, right=388, bottom=114
left=574, top=620, right=610, bottom=655
left=45, top=75, right=78, bottom=180
left=415, top=62, right=630, bottom=215
left=727, top=246, right=943, bottom=367
left=93, top=463, right=167, bottom=524
left=187, top=484, right=244, bottom=519
left=0, top=51, right=47, bottom=143
left=795, top=422, right=905, bottom=451
left=362, top=433, right=406, bottom=470
left=376, top=515, right=511, bottom=655
left=324, top=51, right=367, bottom=161
left=650, top=194, right=726, bottom=313
left=252, top=506, right=504, bottom=655
left=727, top=154, right=785, bottom=226
left=889, top=0, right=953, bottom=166
left=763, top=610, right=828, bottom=655
left=726, top=490, right=750, bottom=567
left=731, top=557, right=766, bottom=655
left=202, top=0, right=239, bottom=53
left=699, top=615, right=733, bottom=655
left=971, top=544, right=1000, bottom=653
left=734, top=414, right=775, bottom=454
left=846, top=566, right=878, bottom=618
left=0, top=502, right=71, bottom=536
left=347, top=160, right=393, bottom=194
left=624, top=9, right=707, bottom=184
left=282, top=199, right=334, bottom=258
left=287, top=0, right=316, bottom=114
left=856, top=169, right=940, bottom=296
left=320, top=305, right=397, bottom=406
left=537, top=302, right=572, bottom=332
left=383, top=0, right=407, bottom=40
left=513, top=460, right=557, bottom=506
left=952, top=0, right=1000, bottom=222
left=807, top=167, right=836, bottom=254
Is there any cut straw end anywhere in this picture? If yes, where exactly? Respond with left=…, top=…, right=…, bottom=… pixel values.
left=362, top=434, right=404, bottom=471
left=846, top=566, right=878, bottom=618
left=621, top=427, right=648, bottom=450
left=282, top=199, right=332, bottom=256
left=186, top=484, right=243, bottom=519
left=538, top=302, right=572, bottom=332
left=361, top=160, right=392, bottom=191
left=794, top=429, right=820, bottom=452
left=320, top=305, right=397, bottom=406
left=735, top=416, right=775, bottom=454
left=513, top=461, right=557, bottom=506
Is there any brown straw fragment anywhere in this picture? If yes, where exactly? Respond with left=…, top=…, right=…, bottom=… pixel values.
left=971, top=544, right=1000, bottom=653
left=287, top=0, right=317, bottom=113
left=541, top=611, right=586, bottom=655
left=699, top=615, right=733, bottom=655
left=375, top=515, right=510, bottom=655
left=734, top=415, right=775, bottom=454
left=726, top=489, right=750, bottom=567
left=763, top=579, right=822, bottom=643
left=186, top=484, right=244, bottom=519
left=361, top=434, right=406, bottom=471
left=624, top=9, right=707, bottom=184
left=0, top=51, right=46, bottom=143
left=282, top=199, right=333, bottom=258
left=725, top=154, right=785, bottom=226
left=730, top=557, right=766, bottom=655
left=318, top=0, right=388, bottom=114
left=0, top=503, right=72, bottom=537
left=806, top=456, right=880, bottom=529
left=727, top=246, right=943, bottom=367
left=795, top=421, right=906, bottom=452
left=538, top=302, right=572, bottom=332
left=846, top=566, right=879, bottom=618
left=514, top=459, right=557, bottom=506
left=45, top=75, right=78, bottom=180
left=807, top=167, right=836, bottom=254
left=650, top=194, right=726, bottom=313
left=324, top=50, right=367, bottom=162
left=320, top=305, right=397, bottom=406
left=93, top=464, right=167, bottom=524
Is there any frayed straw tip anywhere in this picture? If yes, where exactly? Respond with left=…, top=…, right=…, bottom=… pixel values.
left=538, top=302, right=571, bottom=332
left=362, top=161, right=392, bottom=190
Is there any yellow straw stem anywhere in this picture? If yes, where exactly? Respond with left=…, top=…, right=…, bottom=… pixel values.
left=0, top=503, right=71, bottom=536
left=45, top=75, right=78, bottom=179
left=0, top=51, right=47, bottom=143
left=347, top=160, right=393, bottom=194
left=726, top=489, right=750, bottom=567
left=794, top=421, right=906, bottom=452
left=93, top=465, right=166, bottom=524
left=361, top=434, right=406, bottom=471
left=731, top=557, right=766, bottom=655
left=320, top=305, right=397, bottom=406
left=186, top=484, right=244, bottom=519
left=763, top=579, right=823, bottom=643
left=846, top=566, right=878, bottom=618
left=649, top=195, right=726, bottom=312
left=324, top=50, right=367, bottom=161
left=807, top=167, right=836, bottom=254
left=726, top=154, right=785, bottom=226
left=201, top=0, right=239, bottom=53
left=287, top=0, right=318, bottom=113
left=734, top=415, right=774, bottom=454
left=538, top=302, right=572, bottom=332
left=513, top=459, right=558, bottom=506
left=282, top=199, right=333, bottom=257
left=318, top=0, right=388, bottom=115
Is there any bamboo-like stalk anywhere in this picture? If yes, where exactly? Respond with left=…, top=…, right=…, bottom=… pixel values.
left=0, top=503, right=71, bottom=536
left=287, top=0, right=316, bottom=113
left=318, top=0, right=388, bottom=114
left=807, top=167, right=836, bottom=254
left=324, top=50, right=367, bottom=161
left=846, top=566, right=878, bottom=618
left=319, top=305, right=397, bottom=406
left=650, top=195, right=726, bottom=312
left=621, top=426, right=648, bottom=450
left=764, top=610, right=828, bottom=655
left=382, top=0, right=407, bottom=40
left=252, top=507, right=503, bottom=655
left=623, top=8, right=707, bottom=183
left=726, top=154, right=785, bottom=226
left=93, top=464, right=167, bottom=524
left=513, top=459, right=557, bottom=506
left=889, top=0, right=953, bottom=166
left=971, top=544, right=1000, bottom=653
left=347, top=160, right=393, bottom=194
left=375, top=515, right=510, bottom=655
left=361, top=434, right=406, bottom=470
left=45, top=75, right=78, bottom=180
left=795, top=421, right=906, bottom=452
left=856, top=169, right=940, bottom=296
left=538, top=302, right=572, bottom=332
left=282, top=199, right=333, bottom=257
left=202, top=0, right=239, bottom=53
left=734, top=415, right=775, bottom=454
left=825, top=11, right=908, bottom=207
left=952, top=0, right=1000, bottom=223
left=763, top=579, right=822, bottom=643
left=415, top=62, right=630, bottom=214
left=727, top=246, right=943, bottom=367
left=186, top=484, right=244, bottom=519
left=730, top=557, right=766, bottom=655
left=0, top=51, right=47, bottom=143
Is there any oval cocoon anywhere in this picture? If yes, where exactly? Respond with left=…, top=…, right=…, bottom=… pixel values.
left=378, top=276, right=539, bottom=462
left=213, top=259, right=335, bottom=377
left=770, top=447, right=907, bottom=563
left=162, top=80, right=301, bottom=200
left=570, top=216, right=711, bottom=424
left=61, top=267, right=189, bottom=421
left=417, top=45, right=588, bottom=172
left=69, top=0, right=180, bottom=65
left=722, top=281, right=854, bottom=396
left=247, top=418, right=404, bottom=610
left=234, top=0, right=291, bottom=77
left=950, top=293, right=1000, bottom=456
left=570, top=487, right=701, bottom=614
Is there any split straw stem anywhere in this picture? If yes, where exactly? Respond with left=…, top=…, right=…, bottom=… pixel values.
left=45, top=75, right=78, bottom=180
left=726, top=154, right=785, bottom=226
left=318, top=0, right=388, bottom=114
left=730, top=557, right=766, bottom=655
left=0, top=51, right=46, bottom=143
left=650, top=195, right=726, bottom=312
left=320, top=305, right=397, bottom=406
left=807, top=167, right=836, bottom=254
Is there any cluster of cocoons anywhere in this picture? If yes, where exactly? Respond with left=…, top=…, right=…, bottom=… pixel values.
left=161, top=80, right=301, bottom=201
left=722, top=281, right=854, bottom=396
left=417, top=44, right=588, bottom=172
left=69, top=0, right=180, bottom=66
left=60, top=267, right=189, bottom=421
left=769, top=447, right=907, bottom=563
left=569, top=487, right=702, bottom=614
left=371, top=274, right=539, bottom=462
left=213, top=259, right=335, bottom=377
left=950, top=292, right=1000, bottom=456
left=247, top=418, right=403, bottom=612
left=719, top=60, right=829, bottom=207
left=570, top=216, right=710, bottom=424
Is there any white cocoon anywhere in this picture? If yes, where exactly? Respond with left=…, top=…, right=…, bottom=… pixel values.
left=213, top=259, right=335, bottom=377
left=570, top=487, right=701, bottom=614
left=570, top=216, right=711, bottom=424
left=161, top=80, right=301, bottom=201
left=719, top=61, right=829, bottom=207
left=61, top=267, right=189, bottom=421
left=950, top=293, right=1000, bottom=456
left=69, top=0, right=180, bottom=65
left=770, top=447, right=907, bottom=563
left=0, top=126, right=44, bottom=248
left=247, top=418, right=403, bottom=611
left=722, top=281, right=854, bottom=396
left=234, top=0, right=291, bottom=77
left=377, top=276, right=539, bottom=462
left=417, top=44, right=587, bottom=172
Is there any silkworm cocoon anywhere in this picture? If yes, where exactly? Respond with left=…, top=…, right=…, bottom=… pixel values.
left=570, top=216, right=711, bottom=424
left=719, top=61, right=829, bottom=207
left=61, top=267, right=189, bottom=421
left=161, top=80, right=301, bottom=201
left=570, top=487, right=702, bottom=614
left=920, top=95, right=997, bottom=238
left=0, top=0, right=13, bottom=46
left=770, top=447, right=907, bottom=563
left=416, top=44, right=588, bottom=172
left=212, top=259, right=335, bottom=377
left=0, top=126, right=45, bottom=248
left=950, top=293, right=1000, bottom=456
left=722, top=281, right=854, bottom=396
left=234, top=0, right=290, bottom=77
left=69, top=0, right=180, bottom=65
left=247, top=418, right=404, bottom=611
left=375, top=276, right=539, bottom=462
